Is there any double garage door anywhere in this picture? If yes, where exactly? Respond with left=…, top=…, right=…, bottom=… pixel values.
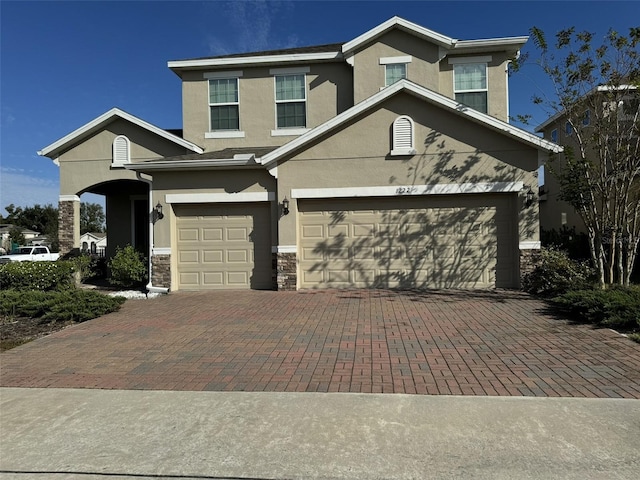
left=175, top=203, right=272, bottom=290
left=298, top=194, right=518, bottom=289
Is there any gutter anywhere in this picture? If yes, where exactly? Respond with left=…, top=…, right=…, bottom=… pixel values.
left=135, top=172, right=169, bottom=295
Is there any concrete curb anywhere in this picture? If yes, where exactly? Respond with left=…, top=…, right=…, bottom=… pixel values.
left=1, top=388, right=639, bottom=479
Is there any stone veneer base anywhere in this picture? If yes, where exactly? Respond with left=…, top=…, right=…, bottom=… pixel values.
left=151, top=254, right=171, bottom=290
left=276, top=252, right=297, bottom=291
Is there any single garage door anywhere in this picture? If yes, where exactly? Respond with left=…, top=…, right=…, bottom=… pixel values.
left=298, top=194, right=518, bottom=289
left=175, top=203, right=272, bottom=290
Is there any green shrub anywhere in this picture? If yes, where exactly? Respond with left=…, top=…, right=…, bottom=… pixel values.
left=552, top=286, right=640, bottom=331
left=0, top=289, right=125, bottom=323
left=108, top=245, right=147, bottom=288
left=522, top=247, right=595, bottom=297
left=42, top=290, right=126, bottom=322
left=0, top=261, right=75, bottom=291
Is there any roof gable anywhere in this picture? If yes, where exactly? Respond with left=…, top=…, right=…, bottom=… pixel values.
left=38, top=108, right=204, bottom=159
left=261, top=80, right=562, bottom=166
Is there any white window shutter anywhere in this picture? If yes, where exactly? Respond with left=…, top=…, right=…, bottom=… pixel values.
left=391, top=116, right=416, bottom=155
left=112, top=135, right=130, bottom=166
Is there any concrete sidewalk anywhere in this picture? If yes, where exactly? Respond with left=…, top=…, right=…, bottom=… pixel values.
left=1, top=388, right=638, bottom=479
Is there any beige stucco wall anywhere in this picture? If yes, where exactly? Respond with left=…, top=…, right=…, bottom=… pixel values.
left=351, top=29, right=442, bottom=103
left=181, top=63, right=353, bottom=151
left=151, top=169, right=277, bottom=248
left=105, top=194, right=135, bottom=258
left=538, top=124, right=586, bottom=233
left=276, top=93, right=539, bottom=246
left=57, top=119, right=191, bottom=195
left=438, top=52, right=512, bottom=122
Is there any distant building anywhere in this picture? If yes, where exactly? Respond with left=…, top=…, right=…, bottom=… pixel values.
left=80, top=232, right=107, bottom=256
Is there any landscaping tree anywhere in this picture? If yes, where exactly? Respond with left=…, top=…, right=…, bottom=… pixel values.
left=2, top=203, right=59, bottom=251
left=524, top=27, right=640, bottom=287
left=80, top=202, right=105, bottom=234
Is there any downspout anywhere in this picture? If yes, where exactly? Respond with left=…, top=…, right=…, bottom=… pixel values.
left=136, top=172, right=169, bottom=294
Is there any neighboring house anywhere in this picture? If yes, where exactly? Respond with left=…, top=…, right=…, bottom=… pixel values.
left=0, top=224, right=40, bottom=251
left=535, top=85, right=639, bottom=234
left=38, top=16, right=560, bottom=292
left=80, top=232, right=107, bottom=256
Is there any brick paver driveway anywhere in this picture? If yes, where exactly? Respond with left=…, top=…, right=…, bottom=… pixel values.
left=1, top=289, right=639, bottom=397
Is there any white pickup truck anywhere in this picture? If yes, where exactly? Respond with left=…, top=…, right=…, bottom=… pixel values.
left=0, top=246, right=60, bottom=263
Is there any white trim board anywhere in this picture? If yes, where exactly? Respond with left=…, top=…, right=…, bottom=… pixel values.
left=165, top=192, right=276, bottom=204
left=272, top=245, right=297, bottom=254
left=291, top=182, right=524, bottom=199
left=152, top=248, right=172, bottom=255
left=519, top=241, right=541, bottom=250
left=38, top=108, right=203, bottom=158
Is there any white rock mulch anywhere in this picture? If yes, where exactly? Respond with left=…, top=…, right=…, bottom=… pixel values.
left=107, top=290, right=163, bottom=299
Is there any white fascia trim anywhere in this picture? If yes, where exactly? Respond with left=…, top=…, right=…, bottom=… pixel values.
left=261, top=80, right=562, bottom=166
left=454, top=37, right=528, bottom=51
left=124, top=159, right=257, bottom=171
left=38, top=108, right=204, bottom=157
left=166, top=192, right=275, bottom=204
left=272, top=245, right=297, bottom=254
left=271, top=128, right=310, bottom=137
left=152, top=247, right=172, bottom=255
left=269, top=66, right=310, bottom=75
left=342, top=16, right=455, bottom=53
left=519, top=241, right=541, bottom=250
left=203, top=70, right=243, bottom=79
left=448, top=55, right=492, bottom=65
left=169, top=52, right=341, bottom=69
left=379, top=56, right=412, bottom=65
left=205, top=131, right=246, bottom=139
left=291, top=182, right=524, bottom=199
left=59, top=195, right=81, bottom=202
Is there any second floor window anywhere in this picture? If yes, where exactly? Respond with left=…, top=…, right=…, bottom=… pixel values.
left=209, top=78, right=239, bottom=130
left=385, top=64, right=407, bottom=86
left=454, top=63, right=488, bottom=114
left=275, top=74, right=306, bottom=128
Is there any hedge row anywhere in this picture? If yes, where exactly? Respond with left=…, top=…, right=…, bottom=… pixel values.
left=0, top=261, right=75, bottom=291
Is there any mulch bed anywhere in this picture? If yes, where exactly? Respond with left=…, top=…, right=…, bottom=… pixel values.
left=0, top=316, right=73, bottom=351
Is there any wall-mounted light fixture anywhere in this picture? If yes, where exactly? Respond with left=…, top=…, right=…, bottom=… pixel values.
left=155, top=202, right=164, bottom=220
left=524, top=188, right=535, bottom=208
left=282, top=197, right=290, bottom=216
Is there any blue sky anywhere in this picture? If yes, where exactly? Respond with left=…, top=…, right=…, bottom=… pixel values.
left=1, top=0, right=638, bottom=212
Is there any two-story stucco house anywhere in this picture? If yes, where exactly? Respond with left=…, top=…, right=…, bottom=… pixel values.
left=38, top=17, right=561, bottom=293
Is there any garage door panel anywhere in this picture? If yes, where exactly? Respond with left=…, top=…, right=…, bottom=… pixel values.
left=328, top=224, right=349, bottom=238
left=301, top=224, right=324, bottom=239
left=178, top=250, right=199, bottom=263
left=175, top=203, right=271, bottom=290
left=202, top=272, right=224, bottom=286
left=226, top=227, right=248, bottom=241
left=227, top=250, right=248, bottom=263
left=298, top=195, right=517, bottom=289
left=178, top=228, right=199, bottom=241
left=203, top=228, right=223, bottom=241
left=203, top=250, right=223, bottom=263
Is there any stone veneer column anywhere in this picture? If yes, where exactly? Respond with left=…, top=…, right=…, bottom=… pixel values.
left=276, top=252, right=297, bottom=291
left=151, top=254, right=171, bottom=290
left=58, top=195, right=80, bottom=257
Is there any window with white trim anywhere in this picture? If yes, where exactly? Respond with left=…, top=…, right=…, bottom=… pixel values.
left=391, top=116, right=416, bottom=156
left=209, top=77, right=239, bottom=130
left=275, top=74, right=306, bottom=128
left=453, top=63, right=488, bottom=114
left=385, top=64, right=407, bottom=86
left=112, top=135, right=130, bottom=166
